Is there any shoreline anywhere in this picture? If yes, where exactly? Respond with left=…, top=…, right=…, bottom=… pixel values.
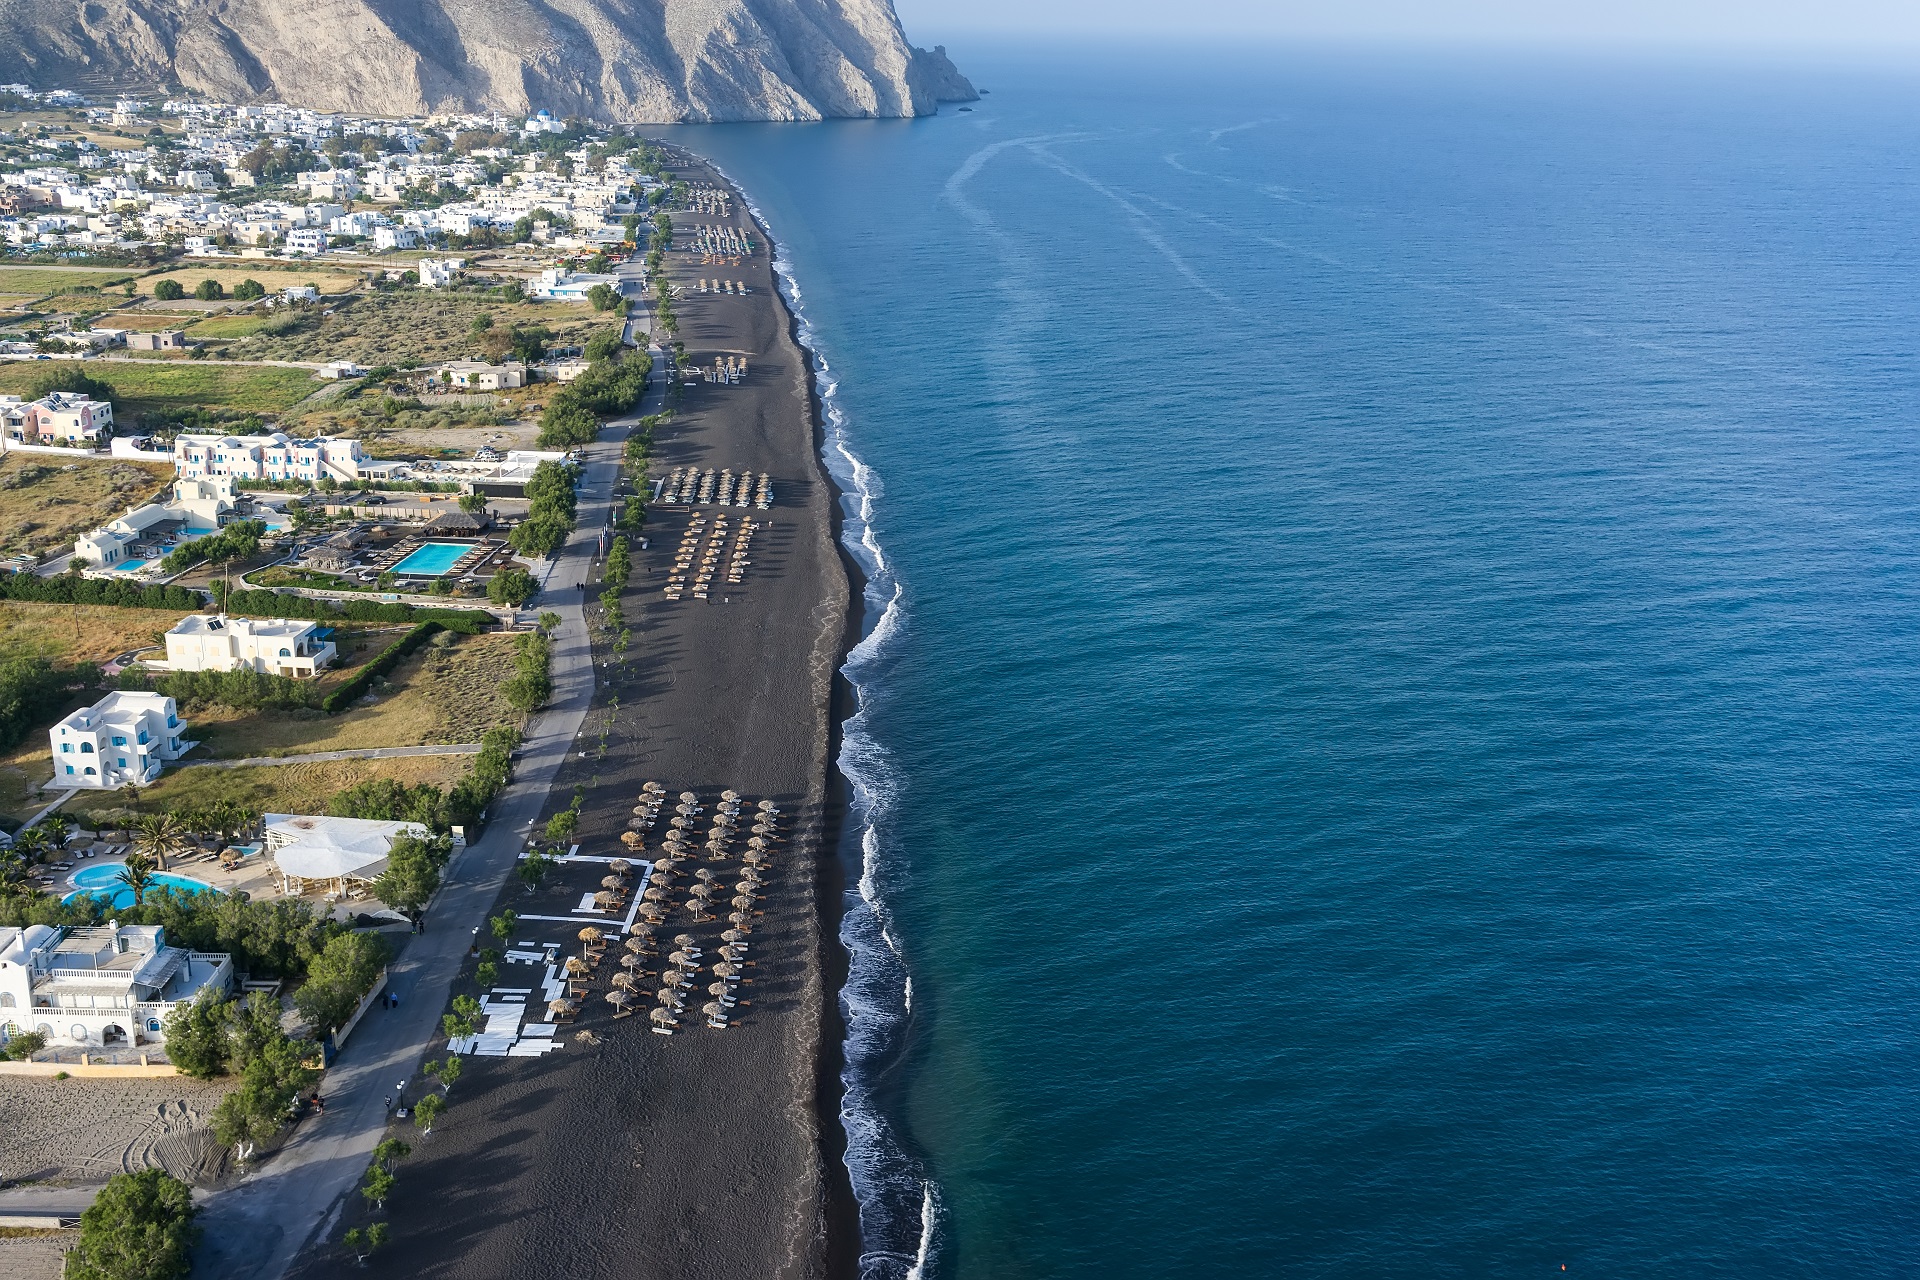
left=290, top=147, right=858, bottom=1280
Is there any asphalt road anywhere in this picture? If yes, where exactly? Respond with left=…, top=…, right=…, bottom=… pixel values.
left=186, top=349, right=663, bottom=1280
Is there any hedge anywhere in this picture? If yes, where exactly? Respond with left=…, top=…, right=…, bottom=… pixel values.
left=218, top=585, right=490, bottom=630
left=0, top=572, right=203, bottom=611
left=321, top=622, right=444, bottom=714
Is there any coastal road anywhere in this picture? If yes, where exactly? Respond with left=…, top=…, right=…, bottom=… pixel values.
left=187, top=356, right=663, bottom=1280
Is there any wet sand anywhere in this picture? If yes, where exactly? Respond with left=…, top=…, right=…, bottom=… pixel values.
left=294, top=152, right=852, bottom=1278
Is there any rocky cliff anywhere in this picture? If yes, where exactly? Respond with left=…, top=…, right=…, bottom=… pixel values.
left=0, top=0, right=976, bottom=122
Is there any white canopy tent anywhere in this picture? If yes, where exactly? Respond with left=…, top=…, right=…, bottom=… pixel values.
left=264, top=814, right=429, bottom=898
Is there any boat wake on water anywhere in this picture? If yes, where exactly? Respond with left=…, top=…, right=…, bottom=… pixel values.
left=714, top=165, right=940, bottom=1280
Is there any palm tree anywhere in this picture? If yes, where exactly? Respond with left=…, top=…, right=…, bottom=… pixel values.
left=115, top=851, right=157, bottom=907
left=12, top=828, right=49, bottom=867
left=119, top=783, right=143, bottom=817
left=133, top=813, right=187, bottom=872
left=40, top=815, right=71, bottom=853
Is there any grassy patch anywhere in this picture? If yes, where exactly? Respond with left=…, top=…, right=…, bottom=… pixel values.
left=141, top=267, right=360, bottom=297
left=0, top=362, right=319, bottom=419
left=95, top=310, right=199, bottom=332
left=0, top=266, right=138, bottom=296
left=186, top=313, right=290, bottom=340
left=120, top=752, right=474, bottom=818
left=0, top=456, right=175, bottom=560
left=188, top=632, right=521, bottom=759
left=239, top=290, right=601, bottom=367
left=0, top=600, right=186, bottom=665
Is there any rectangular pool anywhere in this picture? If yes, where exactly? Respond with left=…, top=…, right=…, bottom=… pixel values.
left=113, top=559, right=148, bottom=573
left=392, top=541, right=474, bottom=576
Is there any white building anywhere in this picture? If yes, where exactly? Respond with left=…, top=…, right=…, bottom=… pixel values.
left=50, top=691, right=193, bottom=789
left=372, top=226, right=416, bottom=250
left=285, top=227, right=327, bottom=254
left=159, top=615, right=337, bottom=678
left=174, top=432, right=366, bottom=484
left=418, top=256, right=464, bottom=288
left=264, top=814, right=430, bottom=898
left=73, top=476, right=238, bottom=570
left=0, top=924, right=233, bottom=1051
left=527, top=267, right=617, bottom=302
left=437, top=360, right=526, bottom=390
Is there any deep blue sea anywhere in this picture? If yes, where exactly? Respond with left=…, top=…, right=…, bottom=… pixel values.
left=663, top=44, right=1920, bottom=1279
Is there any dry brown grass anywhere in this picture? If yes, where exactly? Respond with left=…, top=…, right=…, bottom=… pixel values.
left=190, top=632, right=522, bottom=759
left=0, top=601, right=186, bottom=664
left=131, top=753, right=472, bottom=816
left=239, top=289, right=600, bottom=367
left=0, top=457, right=174, bottom=560
left=142, top=267, right=360, bottom=297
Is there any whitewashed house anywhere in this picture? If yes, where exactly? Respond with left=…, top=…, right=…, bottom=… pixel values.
left=158, top=615, right=337, bottom=678
left=0, top=924, right=233, bottom=1050
left=49, top=692, right=193, bottom=789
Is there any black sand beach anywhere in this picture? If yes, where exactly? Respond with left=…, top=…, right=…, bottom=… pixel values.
left=294, top=151, right=853, bottom=1280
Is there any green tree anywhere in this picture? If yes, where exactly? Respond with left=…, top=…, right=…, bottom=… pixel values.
left=162, top=989, right=231, bottom=1079
left=115, top=850, right=158, bottom=907
left=232, top=278, right=265, bottom=301
left=2, top=1030, right=46, bottom=1060
left=413, top=1091, right=445, bottom=1133
left=361, top=1163, right=395, bottom=1211
left=293, top=930, right=392, bottom=1035
left=585, top=328, right=622, bottom=363
left=488, top=909, right=518, bottom=945
left=458, top=491, right=488, bottom=514
left=370, top=836, right=441, bottom=917
left=193, top=279, right=224, bottom=301
left=441, top=994, right=483, bottom=1042
left=152, top=279, right=184, bottom=301
left=487, top=567, right=537, bottom=608
left=68, top=1168, right=199, bottom=1280
left=586, top=282, right=616, bottom=311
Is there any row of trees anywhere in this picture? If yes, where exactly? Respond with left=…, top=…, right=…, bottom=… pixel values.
left=533, top=346, right=651, bottom=449
left=0, top=655, right=86, bottom=751
left=0, top=570, right=201, bottom=611
left=119, top=665, right=324, bottom=713
left=507, top=461, right=579, bottom=559
left=324, top=723, right=522, bottom=839
left=601, top=535, right=631, bottom=623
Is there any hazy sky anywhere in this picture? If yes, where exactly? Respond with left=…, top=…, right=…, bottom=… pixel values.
left=895, top=0, right=1920, bottom=48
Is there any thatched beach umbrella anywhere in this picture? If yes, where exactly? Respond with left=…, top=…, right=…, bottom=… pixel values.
left=620, top=832, right=645, bottom=849
left=757, top=799, right=776, bottom=812
left=650, top=1008, right=677, bottom=1030
left=652, top=857, right=674, bottom=874
left=747, top=836, right=768, bottom=850
left=712, top=961, right=739, bottom=981
left=668, top=950, right=694, bottom=969
left=731, top=894, right=756, bottom=912
left=721, top=929, right=747, bottom=945
left=643, top=887, right=670, bottom=904
left=602, top=875, right=627, bottom=891
left=708, top=981, right=732, bottom=1001
left=548, top=998, right=574, bottom=1019
left=694, top=868, right=717, bottom=884
left=721, top=789, right=740, bottom=802
left=729, top=911, right=753, bottom=930
left=670, top=816, right=691, bottom=831
left=611, top=971, right=641, bottom=992
left=703, top=1002, right=728, bottom=1025
left=638, top=904, right=667, bottom=924
left=593, top=891, right=618, bottom=910
left=627, top=818, right=648, bottom=830
left=578, top=927, right=603, bottom=945
left=625, top=931, right=654, bottom=950
left=564, top=956, right=590, bottom=978
left=680, top=791, right=697, bottom=803
left=736, top=878, right=762, bottom=894
left=620, top=952, right=648, bottom=973
left=673, top=934, right=696, bottom=950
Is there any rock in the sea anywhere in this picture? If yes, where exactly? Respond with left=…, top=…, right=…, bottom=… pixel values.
left=0, top=0, right=977, bottom=121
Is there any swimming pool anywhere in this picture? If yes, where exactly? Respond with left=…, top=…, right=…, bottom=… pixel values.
left=392, top=541, right=473, bottom=576
left=63, top=863, right=215, bottom=910
left=113, top=559, right=148, bottom=573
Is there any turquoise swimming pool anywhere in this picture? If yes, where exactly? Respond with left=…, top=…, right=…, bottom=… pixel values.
left=64, top=863, right=214, bottom=910
left=392, top=542, right=473, bottom=576
left=113, top=559, right=148, bottom=573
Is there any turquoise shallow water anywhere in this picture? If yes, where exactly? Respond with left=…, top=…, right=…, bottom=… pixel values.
left=391, top=542, right=472, bottom=575
left=66, top=864, right=212, bottom=910
left=665, top=45, right=1920, bottom=1280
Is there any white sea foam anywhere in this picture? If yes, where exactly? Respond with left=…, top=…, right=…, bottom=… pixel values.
left=712, top=162, right=935, bottom=1280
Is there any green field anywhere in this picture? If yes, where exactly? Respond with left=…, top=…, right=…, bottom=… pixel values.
left=0, top=266, right=138, bottom=297
left=187, top=313, right=294, bottom=340
left=0, top=361, right=319, bottom=416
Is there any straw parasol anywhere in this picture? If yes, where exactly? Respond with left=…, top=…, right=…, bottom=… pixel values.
left=674, top=934, right=696, bottom=949
left=650, top=1008, right=676, bottom=1029
left=721, top=789, right=740, bottom=802
left=721, top=929, right=747, bottom=945
left=694, top=868, right=718, bottom=884
left=680, top=791, right=697, bottom=803
left=708, top=981, right=732, bottom=1001
left=602, top=874, right=627, bottom=891
left=620, top=952, right=648, bottom=972
left=638, top=903, right=667, bottom=922
left=609, top=858, right=633, bottom=874
left=736, top=879, right=762, bottom=894
left=668, top=950, right=695, bottom=969
left=611, top=971, right=641, bottom=992
left=593, top=891, right=618, bottom=910
left=627, top=818, right=648, bottom=830
left=731, top=894, right=756, bottom=912
left=652, top=857, right=675, bottom=874
left=703, top=1002, right=728, bottom=1024
left=712, top=961, right=739, bottom=980
left=757, top=799, right=776, bottom=812
left=608, top=991, right=637, bottom=1017
left=578, top=926, right=604, bottom=945
left=564, top=956, right=590, bottom=978
left=621, top=832, right=645, bottom=849
left=729, top=911, right=753, bottom=930
left=747, top=836, right=768, bottom=850
left=643, top=887, right=670, bottom=903
left=549, top=997, right=580, bottom=1018
left=670, top=816, right=691, bottom=830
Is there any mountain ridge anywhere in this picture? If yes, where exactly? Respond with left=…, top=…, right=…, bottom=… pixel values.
left=0, top=0, right=976, bottom=122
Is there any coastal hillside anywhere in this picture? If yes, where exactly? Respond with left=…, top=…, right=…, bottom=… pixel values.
left=0, top=0, right=976, bottom=121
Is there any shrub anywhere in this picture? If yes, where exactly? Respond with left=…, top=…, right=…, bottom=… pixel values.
left=69, top=1168, right=199, bottom=1280
left=232, top=278, right=265, bottom=301
left=294, top=930, right=393, bottom=1034
left=2, top=1030, right=46, bottom=1060
left=193, top=279, right=225, bottom=301
left=153, top=279, right=184, bottom=301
